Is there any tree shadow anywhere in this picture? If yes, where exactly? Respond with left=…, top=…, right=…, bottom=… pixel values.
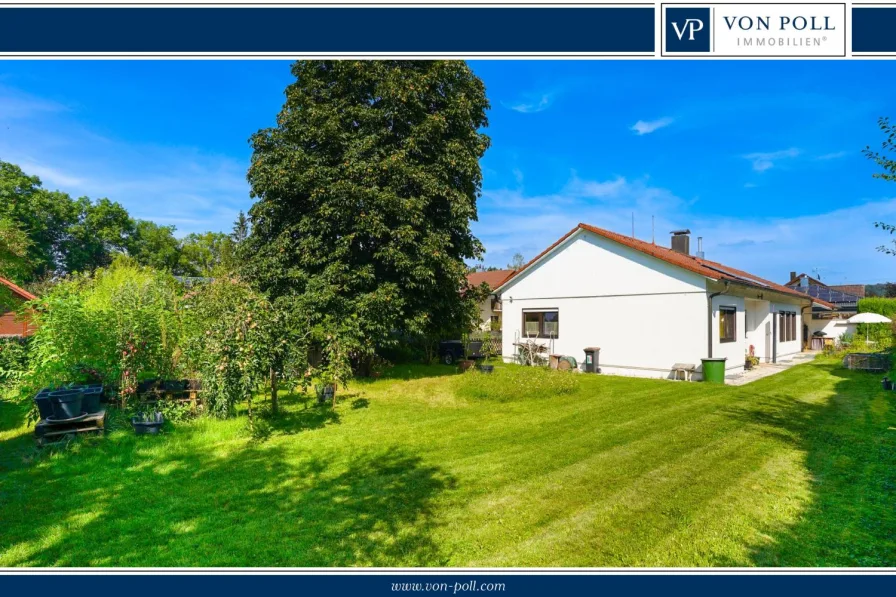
left=719, top=361, right=895, bottom=566
left=265, top=403, right=341, bottom=435
left=356, top=364, right=459, bottom=384
left=0, top=435, right=455, bottom=566
left=351, top=398, right=369, bottom=409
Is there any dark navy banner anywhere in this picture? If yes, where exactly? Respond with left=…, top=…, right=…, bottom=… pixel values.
left=0, top=7, right=655, bottom=54
left=853, top=6, right=896, bottom=53
left=0, top=574, right=894, bottom=596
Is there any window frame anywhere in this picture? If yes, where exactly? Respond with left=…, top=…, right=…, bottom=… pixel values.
left=719, top=306, right=737, bottom=344
left=522, top=309, right=560, bottom=339
left=778, top=311, right=797, bottom=342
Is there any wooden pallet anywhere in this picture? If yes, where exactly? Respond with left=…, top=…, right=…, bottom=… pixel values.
left=34, top=410, right=107, bottom=446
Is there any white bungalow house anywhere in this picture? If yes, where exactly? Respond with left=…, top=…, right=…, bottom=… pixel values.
left=466, top=269, right=515, bottom=331
left=494, top=224, right=833, bottom=380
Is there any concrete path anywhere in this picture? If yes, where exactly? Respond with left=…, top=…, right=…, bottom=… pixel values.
left=724, top=351, right=819, bottom=386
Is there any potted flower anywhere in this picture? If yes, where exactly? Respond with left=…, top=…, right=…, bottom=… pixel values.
left=132, top=411, right=164, bottom=435
left=744, top=345, right=760, bottom=370
left=314, top=371, right=336, bottom=404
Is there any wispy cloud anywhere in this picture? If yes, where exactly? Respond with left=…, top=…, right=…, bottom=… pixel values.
left=504, top=93, right=553, bottom=114
left=631, top=117, right=674, bottom=136
left=743, top=148, right=800, bottom=172
left=816, top=150, right=850, bottom=161
left=477, top=175, right=896, bottom=284
left=0, top=84, right=250, bottom=237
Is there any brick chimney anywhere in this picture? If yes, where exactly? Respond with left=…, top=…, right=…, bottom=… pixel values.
left=670, top=229, right=691, bottom=255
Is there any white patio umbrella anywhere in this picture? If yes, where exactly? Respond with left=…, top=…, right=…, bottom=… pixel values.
left=846, top=312, right=892, bottom=342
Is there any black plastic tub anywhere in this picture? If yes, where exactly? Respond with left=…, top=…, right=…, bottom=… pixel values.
left=48, top=389, right=83, bottom=420
left=478, top=364, right=495, bottom=374
left=132, top=412, right=164, bottom=435
left=34, top=388, right=55, bottom=420
left=315, top=384, right=335, bottom=403
left=80, top=387, right=104, bottom=414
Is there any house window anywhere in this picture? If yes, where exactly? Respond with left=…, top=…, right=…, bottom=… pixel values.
left=778, top=312, right=797, bottom=342
left=522, top=310, right=559, bottom=338
left=719, top=306, right=736, bottom=343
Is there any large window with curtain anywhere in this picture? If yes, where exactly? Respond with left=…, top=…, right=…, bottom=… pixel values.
left=522, top=310, right=559, bottom=338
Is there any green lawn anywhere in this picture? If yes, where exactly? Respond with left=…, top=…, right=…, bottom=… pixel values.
left=0, top=357, right=893, bottom=567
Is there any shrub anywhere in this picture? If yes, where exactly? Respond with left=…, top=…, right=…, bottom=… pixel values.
left=0, top=336, right=30, bottom=390
left=454, top=365, right=578, bottom=402
left=21, top=257, right=182, bottom=405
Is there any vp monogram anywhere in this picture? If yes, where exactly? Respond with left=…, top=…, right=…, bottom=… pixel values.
left=671, top=18, right=705, bottom=41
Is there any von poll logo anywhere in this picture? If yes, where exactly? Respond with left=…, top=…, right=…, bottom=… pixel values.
left=666, top=8, right=711, bottom=52
left=663, top=3, right=846, bottom=57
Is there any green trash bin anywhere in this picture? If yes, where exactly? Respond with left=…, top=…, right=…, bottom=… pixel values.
left=700, top=357, right=727, bottom=384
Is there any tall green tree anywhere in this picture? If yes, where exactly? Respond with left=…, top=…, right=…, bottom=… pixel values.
left=244, top=61, right=490, bottom=365
left=0, top=161, right=76, bottom=280
left=130, top=220, right=182, bottom=272
left=64, top=197, right=136, bottom=273
left=179, top=231, right=233, bottom=276
left=864, top=117, right=896, bottom=255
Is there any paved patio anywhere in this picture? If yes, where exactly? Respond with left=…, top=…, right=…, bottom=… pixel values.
left=724, top=351, right=820, bottom=386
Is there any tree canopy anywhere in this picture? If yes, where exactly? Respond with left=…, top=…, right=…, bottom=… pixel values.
left=864, top=117, right=896, bottom=256
left=0, top=159, right=242, bottom=284
left=243, top=61, right=491, bottom=360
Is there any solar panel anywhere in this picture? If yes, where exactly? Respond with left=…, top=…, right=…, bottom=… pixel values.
left=703, top=264, right=772, bottom=288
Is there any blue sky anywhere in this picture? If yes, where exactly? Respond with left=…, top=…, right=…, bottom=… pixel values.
left=1, top=60, right=894, bottom=284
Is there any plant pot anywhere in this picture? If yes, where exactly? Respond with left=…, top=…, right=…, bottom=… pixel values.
left=80, top=388, right=103, bottom=414
left=33, top=388, right=55, bottom=420
left=132, top=412, right=164, bottom=435
left=459, top=360, right=475, bottom=372
left=48, top=389, right=83, bottom=420
left=882, top=378, right=893, bottom=391
left=478, top=364, right=495, bottom=374
left=744, top=360, right=753, bottom=371
left=315, top=384, right=335, bottom=403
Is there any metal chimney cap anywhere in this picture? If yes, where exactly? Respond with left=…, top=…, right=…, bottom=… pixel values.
left=670, top=229, right=691, bottom=235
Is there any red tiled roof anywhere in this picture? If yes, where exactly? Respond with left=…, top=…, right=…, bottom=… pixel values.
left=830, top=284, right=865, bottom=298
left=466, top=269, right=515, bottom=290
left=498, top=223, right=835, bottom=309
left=0, top=276, right=37, bottom=302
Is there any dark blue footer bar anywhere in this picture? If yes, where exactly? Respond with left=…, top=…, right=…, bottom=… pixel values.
left=0, top=7, right=655, bottom=54
left=854, top=6, right=896, bottom=53
left=0, top=575, right=894, bottom=596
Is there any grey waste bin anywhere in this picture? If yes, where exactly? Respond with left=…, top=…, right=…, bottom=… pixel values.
left=583, top=347, right=601, bottom=373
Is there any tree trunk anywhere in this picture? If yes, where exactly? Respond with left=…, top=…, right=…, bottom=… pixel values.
left=270, top=367, right=279, bottom=414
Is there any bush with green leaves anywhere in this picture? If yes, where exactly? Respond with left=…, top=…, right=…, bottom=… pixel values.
left=180, top=277, right=285, bottom=418
left=0, top=336, right=30, bottom=390
left=20, top=257, right=182, bottom=404
left=453, top=365, right=579, bottom=402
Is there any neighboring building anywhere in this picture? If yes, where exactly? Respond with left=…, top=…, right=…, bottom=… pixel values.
left=0, top=277, right=37, bottom=337
left=495, top=224, right=832, bottom=380
left=784, top=272, right=862, bottom=342
left=466, top=269, right=515, bottom=331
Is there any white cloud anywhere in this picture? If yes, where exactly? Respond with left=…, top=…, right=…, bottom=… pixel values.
left=816, top=150, right=850, bottom=161
left=476, top=174, right=896, bottom=284
left=743, top=148, right=800, bottom=172
left=631, top=117, right=674, bottom=136
left=505, top=94, right=553, bottom=114
left=0, top=85, right=251, bottom=237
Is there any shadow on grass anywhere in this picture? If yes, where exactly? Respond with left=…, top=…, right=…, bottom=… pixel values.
left=0, top=434, right=455, bottom=566
left=358, top=364, right=459, bottom=383
left=720, top=361, right=895, bottom=566
left=265, top=403, right=341, bottom=435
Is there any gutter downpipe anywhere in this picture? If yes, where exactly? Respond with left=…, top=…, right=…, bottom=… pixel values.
left=801, top=303, right=812, bottom=352
left=707, top=281, right=730, bottom=358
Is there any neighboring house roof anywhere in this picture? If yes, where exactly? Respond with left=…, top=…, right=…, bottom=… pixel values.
left=785, top=273, right=822, bottom=287
left=467, top=269, right=515, bottom=291
left=830, top=284, right=865, bottom=298
left=497, top=223, right=835, bottom=309
left=791, top=284, right=860, bottom=309
left=0, top=276, right=37, bottom=303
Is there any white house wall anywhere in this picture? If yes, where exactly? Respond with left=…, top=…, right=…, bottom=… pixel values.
left=499, top=231, right=710, bottom=379
left=806, top=316, right=853, bottom=342
left=710, top=292, right=746, bottom=372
